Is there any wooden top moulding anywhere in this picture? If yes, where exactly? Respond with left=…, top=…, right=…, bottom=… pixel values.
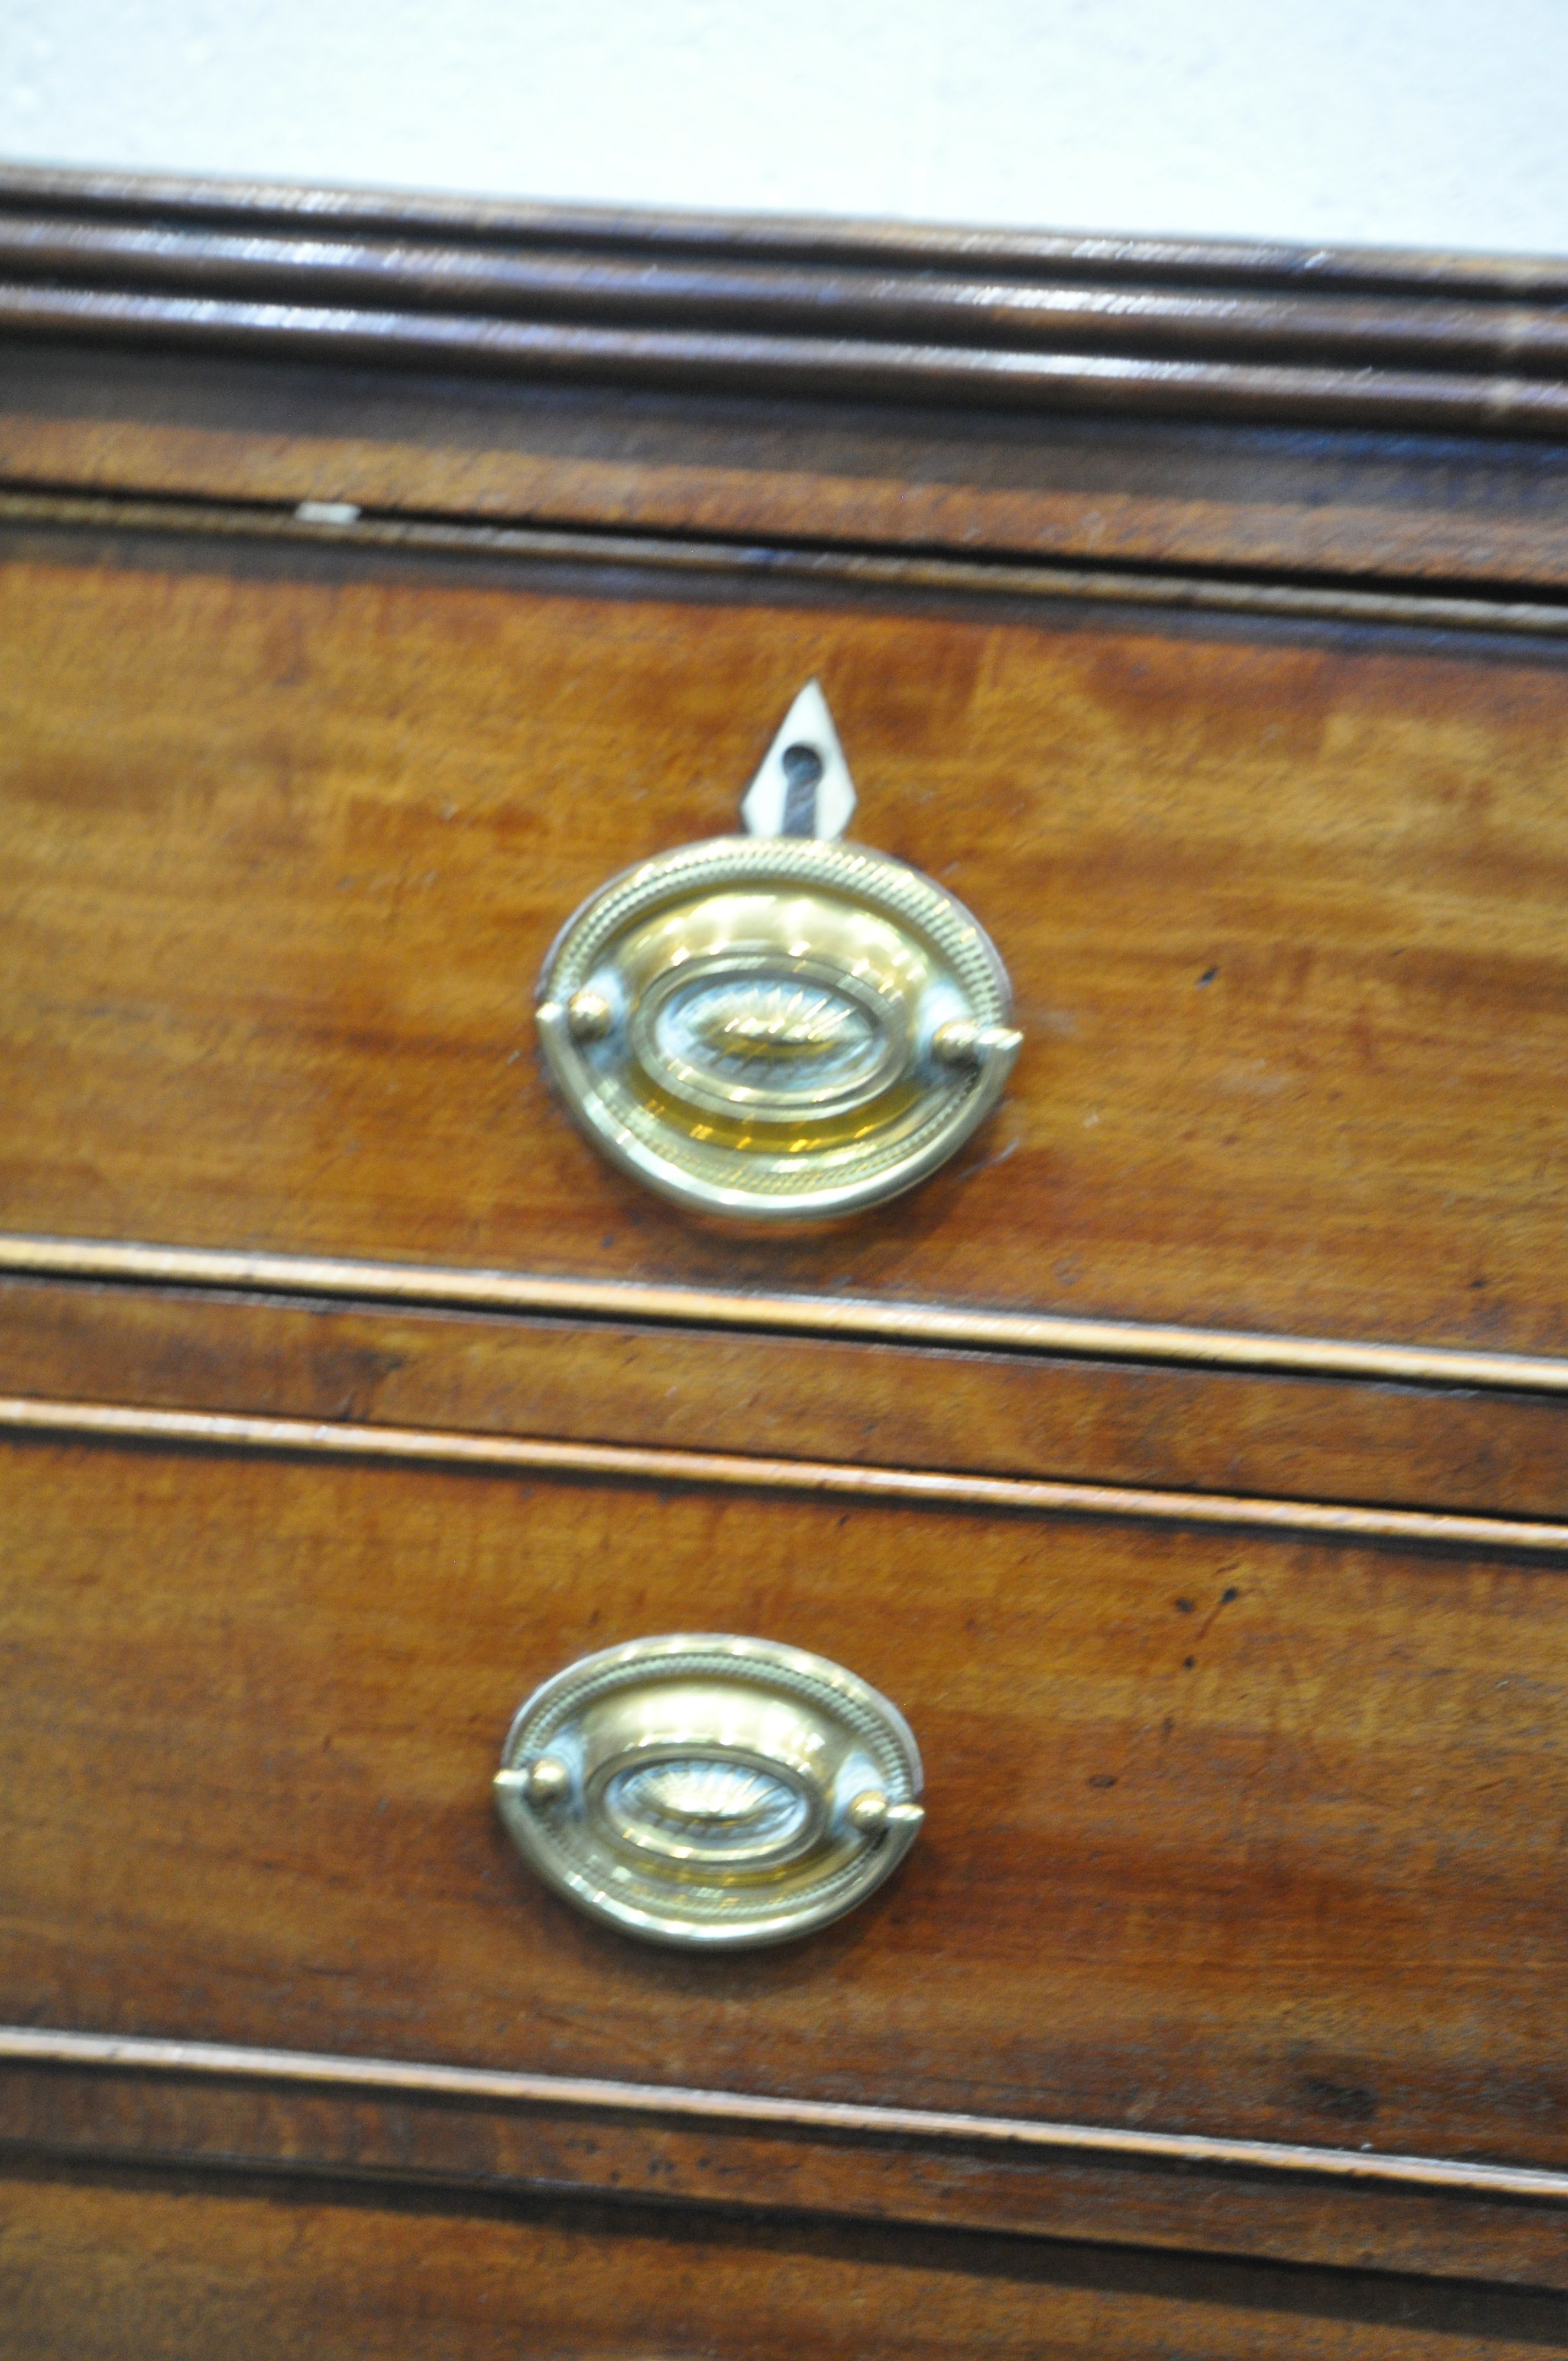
left=2, top=162, right=1568, bottom=438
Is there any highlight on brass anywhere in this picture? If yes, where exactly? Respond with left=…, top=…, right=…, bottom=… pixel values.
left=535, top=681, right=1021, bottom=1220
left=494, top=1633, right=924, bottom=1949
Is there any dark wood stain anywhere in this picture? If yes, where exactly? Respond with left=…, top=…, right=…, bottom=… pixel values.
left=4, top=164, right=1568, bottom=440
left=5, top=2049, right=1567, bottom=2289
left=2, top=2157, right=1564, bottom=2360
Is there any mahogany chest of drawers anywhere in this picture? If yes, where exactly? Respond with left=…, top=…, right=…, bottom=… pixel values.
left=1, top=164, right=1566, bottom=2356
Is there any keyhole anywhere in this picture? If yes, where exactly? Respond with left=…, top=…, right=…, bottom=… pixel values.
left=781, top=743, right=825, bottom=836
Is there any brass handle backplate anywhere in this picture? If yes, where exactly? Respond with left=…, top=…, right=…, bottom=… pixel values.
left=494, top=1633, right=924, bottom=1949
left=535, top=683, right=1020, bottom=1221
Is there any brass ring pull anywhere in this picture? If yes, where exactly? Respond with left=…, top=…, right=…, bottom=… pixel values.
left=536, top=684, right=1020, bottom=1221
left=494, top=1634, right=924, bottom=1949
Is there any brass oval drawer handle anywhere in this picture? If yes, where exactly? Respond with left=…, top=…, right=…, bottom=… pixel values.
left=494, top=1633, right=924, bottom=1949
left=536, top=682, right=1020, bottom=1221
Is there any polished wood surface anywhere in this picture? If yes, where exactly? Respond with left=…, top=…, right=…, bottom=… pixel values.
left=16, top=1229, right=1568, bottom=1388
left=7, top=1272, right=1568, bottom=1517
left=12, top=212, right=1568, bottom=375
left=7, top=2037, right=1567, bottom=2291
left=12, top=486, right=1568, bottom=650
left=2, top=1434, right=1564, bottom=2184
left=16, top=282, right=1568, bottom=439
left=3, top=2161, right=1563, bottom=2361
left=6, top=168, right=1568, bottom=2340
left=7, top=342, right=1568, bottom=592
left=9, top=1388, right=1568, bottom=1558
left=3, top=521, right=1567, bottom=1352
left=3, top=165, right=1568, bottom=440
left=12, top=159, right=1568, bottom=293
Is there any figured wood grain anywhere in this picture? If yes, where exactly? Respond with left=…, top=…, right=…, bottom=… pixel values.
left=2, top=2159, right=1562, bottom=2361
left=2, top=521, right=1566, bottom=1352
left=13, top=1236, right=1568, bottom=1390
left=12, top=486, right=1568, bottom=647
left=6, top=2044, right=1568, bottom=2291
left=7, top=1390, right=1568, bottom=1557
left=8, top=342, right=1568, bottom=591
left=10, top=2023, right=1568, bottom=2201
left=6, top=163, right=1567, bottom=2337
left=7, top=1273, right=1568, bottom=1518
left=1, top=1434, right=1564, bottom=2188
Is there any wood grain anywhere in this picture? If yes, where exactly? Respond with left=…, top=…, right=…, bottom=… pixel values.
left=7, top=2043, right=1568, bottom=2291
left=2, top=521, right=1567, bottom=1352
left=3, top=166, right=1568, bottom=442
left=6, top=162, right=1568, bottom=2333
left=12, top=486, right=1568, bottom=648
left=1, top=1433, right=1564, bottom=2189
left=7, top=1390, right=1568, bottom=1557
left=1, top=2158, right=1563, bottom=2360
left=7, top=159, right=1566, bottom=297
left=7, top=1272, right=1568, bottom=1518
left=13, top=1234, right=1568, bottom=1389
left=14, top=280, right=1568, bottom=440
left=7, top=340, right=1568, bottom=590
left=10, top=212, right=1568, bottom=375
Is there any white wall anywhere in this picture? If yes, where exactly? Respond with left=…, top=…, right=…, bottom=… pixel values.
left=2, top=0, right=1565, bottom=254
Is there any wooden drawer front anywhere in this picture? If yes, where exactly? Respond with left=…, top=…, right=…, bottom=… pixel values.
left=4, top=521, right=1568, bottom=1358
left=7, top=1271, right=1568, bottom=1520
left=2, top=1429, right=1564, bottom=2178
left=0, top=2161, right=1561, bottom=2361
